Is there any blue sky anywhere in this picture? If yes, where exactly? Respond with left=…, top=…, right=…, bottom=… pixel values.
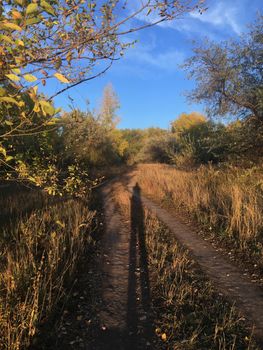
left=52, top=0, right=262, bottom=129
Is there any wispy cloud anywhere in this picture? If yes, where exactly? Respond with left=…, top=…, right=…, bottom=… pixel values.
left=190, top=2, right=241, bottom=34
left=110, top=35, right=186, bottom=79
left=131, top=0, right=246, bottom=39
left=126, top=44, right=185, bottom=71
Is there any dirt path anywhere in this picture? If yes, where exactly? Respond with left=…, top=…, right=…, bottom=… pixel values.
left=125, top=180, right=263, bottom=345
left=39, top=175, right=263, bottom=348
left=96, top=183, right=155, bottom=349
left=97, top=175, right=263, bottom=348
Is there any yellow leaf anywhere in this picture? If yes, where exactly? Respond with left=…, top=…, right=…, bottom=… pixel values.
left=24, top=74, right=37, bottom=82
left=0, top=146, right=7, bottom=158
left=33, top=86, right=38, bottom=94
left=39, top=100, right=55, bottom=116
left=26, top=17, right=41, bottom=25
left=47, top=117, right=57, bottom=125
left=161, top=333, right=167, bottom=341
left=0, top=34, right=14, bottom=44
left=15, top=0, right=24, bottom=5
left=0, top=96, right=20, bottom=106
left=5, top=120, right=14, bottom=126
left=26, top=3, right=38, bottom=15
left=53, top=73, right=70, bottom=84
left=0, top=88, right=7, bottom=97
left=66, top=51, right=73, bottom=63
left=6, top=73, right=20, bottom=82
left=18, top=100, right=25, bottom=107
left=146, top=8, right=152, bottom=16
left=33, top=102, right=40, bottom=113
left=17, top=40, right=24, bottom=46
left=12, top=68, right=21, bottom=74
left=1, top=21, right=22, bottom=31
left=0, top=22, right=22, bottom=32
left=12, top=10, right=23, bottom=19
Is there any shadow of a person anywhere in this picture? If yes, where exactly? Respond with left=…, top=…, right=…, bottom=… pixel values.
left=126, top=183, right=152, bottom=349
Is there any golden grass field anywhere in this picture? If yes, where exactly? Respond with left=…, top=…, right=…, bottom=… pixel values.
left=134, top=164, right=263, bottom=270
left=111, top=179, right=259, bottom=349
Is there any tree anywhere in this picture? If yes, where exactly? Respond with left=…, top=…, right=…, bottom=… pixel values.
left=171, top=113, right=231, bottom=165
left=61, top=108, right=123, bottom=167
left=171, top=112, right=206, bottom=134
left=98, top=84, right=120, bottom=129
left=119, top=129, right=145, bottom=164
left=137, top=133, right=179, bottom=164
left=0, top=0, right=205, bottom=135
left=183, top=16, right=263, bottom=122
left=0, top=0, right=205, bottom=192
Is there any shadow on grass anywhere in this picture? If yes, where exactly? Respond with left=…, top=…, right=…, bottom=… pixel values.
left=127, top=182, right=153, bottom=349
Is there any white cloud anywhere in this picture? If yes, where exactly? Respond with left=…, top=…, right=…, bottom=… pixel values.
left=190, top=2, right=241, bottom=34
left=130, top=0, right=243, bottom=38
left=127, top=47, right=185, bottom=71
left=123, top=36, right=185, bottom=73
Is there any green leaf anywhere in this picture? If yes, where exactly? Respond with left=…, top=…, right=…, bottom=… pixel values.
left=146, top=8, right=152, bottom=16
left=5, top=73, right=20, bottom=82
left=0, top=34, right=14, bottom=44
left=26, top=17, right=41, bottom=25
left=26, top=3, right=38, bottom=15
left=39, top=100, right=55, bottom=116
left=53, top=73, right=70, bottom=83
left=0, top=96, right=20, bottom=106
left=40, top=0, right=56, bottom=16
left=0, top=146, right=7, bottom=158
left=0, top=22, right=22, bottom=32
left=6, top=156, right=14, bottom=162
left=24, top=74, right=37, bottom=82
left=5, top=120, right=14, bottom=126
left=55, top=57, right=62, bottom=69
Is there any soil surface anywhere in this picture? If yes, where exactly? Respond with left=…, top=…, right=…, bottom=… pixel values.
left=33, top=173, right=263, bottom=348
left=88, top=174, right=263, bottom=348
left=125, top=176, right=263, bottom=346
left=95, top=180, right=155, bottom=349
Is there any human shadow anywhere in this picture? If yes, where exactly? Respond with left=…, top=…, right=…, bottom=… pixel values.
left=126, top=183, right=152, bottom=349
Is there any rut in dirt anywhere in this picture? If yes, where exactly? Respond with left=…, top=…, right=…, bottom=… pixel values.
left=96, top=183, right=154, bottom=349
left=92, top=173, right=263, bottom=348
left=125, top=180, right=263, bottom=345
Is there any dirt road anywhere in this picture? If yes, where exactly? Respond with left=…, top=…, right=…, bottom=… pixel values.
left=43, top=175, right=263, bottom=349
left=97, top=176, right=263, bottom=348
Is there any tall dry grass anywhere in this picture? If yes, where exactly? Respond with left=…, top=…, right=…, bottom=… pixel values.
left=135, top=164, right=263, bottom=266
left=0, top=188, right=94, bottom=350
left=109, top=182, right=258, bottom=348
left=144, top=211, right=258, bottom=349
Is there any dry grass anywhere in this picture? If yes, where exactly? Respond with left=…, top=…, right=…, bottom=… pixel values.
left=109, top=181, right=259, bottom=349
left=135, top=164, right=263, bottom=268
left=144, top=210, right=258, bottom=349
left=0, top=187, right=95, bottom=350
